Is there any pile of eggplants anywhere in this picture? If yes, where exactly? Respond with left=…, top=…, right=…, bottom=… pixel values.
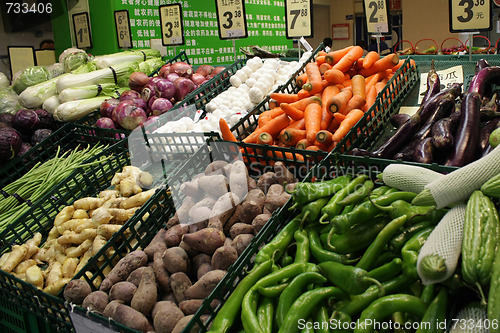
left=352, top=59, right=500, bottom=167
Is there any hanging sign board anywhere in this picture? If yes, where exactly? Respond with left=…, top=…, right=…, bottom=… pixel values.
left=159, top=4, right=185, bottom=46
left=8, top=46, right=35, bottom=76
left=215, top=0, right=248, bottom=39
left=72, top=12, right=92, bottom=49
left=285, top=0, right=313, bottom=38
left=362, top=0, right=390, bottom=34
left=114, top=10, right=133, bottom=49
left=449, top=0, right=492, bottom=32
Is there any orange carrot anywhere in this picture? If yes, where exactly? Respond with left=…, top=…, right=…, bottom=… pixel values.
left=319, top=62, right=332, bottom=75
left=320, top=85, right=339, bottom=129
left=364, top=84, right=377, bottom=112
left=306, top=145, right=321, bottom=152
left=326, top=89, right=352, bottom=114
left=342, top=79, right=352, bottom=88
left=316, top=55, right=326, bottom=66
left=296, top=139, right=310, bottom=150
left=290, top=96, right=322, bottom=111
left=303, top=63, right=324, bottom=95
left=333, top=112, right=346, bottom=123
left=269, top=100, right=280, bottom=109
left=281, top=128, right=306, bottom=146
left=257, top=132, right=274, bottom=145
left=266, top=148, right=305, bottom=161
left=219, top=118, right=237, bottom=142
left=327, top=117, right=341, bottom=133
left=364, top=72, right=380, bottom=87
left=363, top=51, right=380, bottom=69
left=270, top=92, right=299, bottom=104
left=390, top=59, right=405, bottom=72
left=375, top=81, right=386, bottom=95
left=304, top=102, right=322, bottom=143
left=325, top=46, right=355, bottom=65
left=354, top=57, right=364, bottom=70
left=286, top=118, right=306, bottom=130
left=281, top=103, right=304, bottom=121
left=317, top=50, right=327, bottom=57
left=351, top=75, right=366, bottom=99
left=332, top=46, right=364, bottom=73
left=296, top=73, right=308, bottom=87
left=258, top=107, right=284, bottom=127
left=332, top=109, right=364, bottom=142
left=243, top=113, right=290, bottom=143
left=359, top=53, right=400, bottom=77
left=316, top=130, right=334, bottom=145
left=297, top=89, right=311, bottom=99
left=324, top=68, right=345, bottom=84
left=343, top=94, right=366, bottom=115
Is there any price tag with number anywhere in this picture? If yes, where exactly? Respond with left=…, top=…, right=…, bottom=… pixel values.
left=449, top=0, right=492, bottom=32
left=72, top=12, right=92, bottom=49
left=285, top=0, right=313, bottom=39
left=114, top=10, right=132, bottom=49
left=215, top=0, right=248, bottom=40
left=159, top=4, right=184, bottom=46
left=363, top=0, right=390, bottom=33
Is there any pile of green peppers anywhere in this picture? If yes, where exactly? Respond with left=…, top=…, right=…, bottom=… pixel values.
left=207, top=174, right=454, bottom=333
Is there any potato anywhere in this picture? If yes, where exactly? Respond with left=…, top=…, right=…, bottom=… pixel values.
left=54, top=206, right=75, bottom=227
left=197, top=175, right=228, bottom=198
left=264, top=184, right=291, bottom=213
left=244, top=189, right=266, bottom=206
left=74, top=198, right=106, bottom=210
left=257, top=172, right=279, bottom=194
left=232, top=234, right=254, bottom=256
left=103, top=300, right=124, bottom=318
left=112, top=303, right=154, bottom=333
left=153, top=302, right=184, bottom=333
left=162, top=247, right=190, bottom=274
left=144, top=228, right=167, bottom=261
left=153, top=252, right=170, bottom=294
left=230, top=223, right=254, bottom=239
left=100, top=250, right=148, bottom=292
left=170, top=272, right=192, bottom=303
left=25, top=265, right=44, bottom=289
left=152, top=300, right=178, bottom=319
left=62, top=258, right=79, bottom=278
left=127, top=266, right=149, bottom=287
left=176, top=196, right=196, bottom=224
left=13, top=259, right=36, bottom=275
left=120, top=189, right=155, bottom=210
left=166, top=215, right=180, bottom=229
left=161, top=292, right=177, bottom=303
left=96, top=224, right=123, bottom=240
left=184, top=270, right=226, bottom=299
left=65, top=239, right=93, bottom=258
left=179, top=299, right=219, bottom=315
left=224, top=205, right=243, bottom=234
left=109, top=281, right=137, bottom=304
left=82, top=291, right=109, bottom=313
left=247, top=177, right=257, bottom=191
left=274, top=161, right=297, bottom=184
left=181, top=228, right=225, bottom=255
left=64, top=279, right=92, bottom=305
left=179, top=241, right=198, bottom=257
left=228, top=161, right=249, bottom=200
left=57, top=228, right=97, bottom=245
left=211, top=245, right=238, bottom=270
left=188, top=220, right=208, bottom=234
left=164, top=224, right=189, bottom=247
left=207, top=216, right=223, bottom=230
left=180, top=179, right=201, bottom=198
left=209, top=192, right=239, bottom=224
left=252, top=213, right=272, bottom=234
left=197, top=263, right=213, bottom=280
left=25, top=232, right=42, bottom=259
left=191, top=254, right=211, bottom=273
left=131, top=266, right=157, bottom=315
left=43, top=278, right=71, bottom=295
left=204, top=161, right=228, bottom=176
left=45, top=261, right=63, bottom=287
left=1, top=244, right=28, bottom=273
left=188, top=197, right=216, bottom=223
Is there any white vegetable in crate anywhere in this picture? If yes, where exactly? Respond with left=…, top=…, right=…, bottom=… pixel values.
left=234, top=70, right=248, bottom=82
left=242, top=66, right=253, bottom=77
left=230, top=75, right=242, bottom=88
left=205, top=102, right=217, bottom=113
left=42, top=95, right=60, bottom=115
left=249, top=87, right=264, bottom=104
left=238, top=84, right=249, bottom=91
left=245, top=78, right=256, bottom=87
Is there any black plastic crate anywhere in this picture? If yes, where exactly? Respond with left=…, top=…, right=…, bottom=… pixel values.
left=0, top=123, right=126, bottom=190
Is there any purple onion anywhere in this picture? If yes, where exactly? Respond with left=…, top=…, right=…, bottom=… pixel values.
left=18, top=142, right=32, bottom=157
left=12, top=109, right=39, bottom=134
left=115, top=103, right=147, bottom=130
left=95, top=117, right=117, bottom=129
left=173, top=77, right=196, bottom=101
left=100, top=98, right=120, bottom=118
left=150, top=98, right=173, bottom=116
left=165, top=72, right=180, bottom=82
left=155, top=79, right=176, bottom=100
left=148, top=77, right=162, bottom=86
left=132, top=98, right=148, bottom=111
left=34, top=109, right=54, bottom=130
left=119, top=90, right=141, bottom=101
left=112, top=100, right=135, bottom=124
left=148, top=96, right=158, bottom=111
left=141, top=83, right=156, bottom=102
left=0, top=113, right=14, bottom=125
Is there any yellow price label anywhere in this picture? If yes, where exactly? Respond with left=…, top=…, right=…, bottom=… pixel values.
left=363, top=0, right=389, bottom=33
left=72, top=12, right=92, bottom=49
left=285, top=0, right=312, bottom=38
left=159, top=4, right=184, bottom=46
left=215, top=0, right=248, bottom=40
left=449, top=0, right=491, bottom=32
left=115, top=10, right=132, bottom=49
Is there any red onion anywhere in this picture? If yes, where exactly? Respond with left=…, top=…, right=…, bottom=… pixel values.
left=141, top=83, right=156, bottom=102
left=151, top=98, right=173, bottom=116
left=155, top=79, right=176, bottom=100
left=100, top=98, right=120, bottom=118
left=170, top=62, right=193, bottom=78
left=119, top=90, right=141, bottom=101
left=165, top=72, right=180, bottom=82
left=173, top=77, right=195, bottom=101
left=12, top=109, right=39, bottom=134
left=159, top=64, right=171, bottom=78
left=112, top=100, right=134, bottom=124
left=195, top=65, right=214, bottom=77
left=129, top=72, right=150, bottom=92
left=132, top=98, right=148, bottom=111
left=95, top=117, right=117, bottom=129
left=212, top=66, right=226, bottom=77
left=115, top=103, right=147, bottom=130
left=191, top=73, right=206, bottom=86
left=148, top=96, right=158, bottom=110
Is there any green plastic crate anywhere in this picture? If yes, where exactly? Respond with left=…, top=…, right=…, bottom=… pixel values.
left=182, top=152, right=457, bottom=332
left=0, top=123, right=126, bottom=190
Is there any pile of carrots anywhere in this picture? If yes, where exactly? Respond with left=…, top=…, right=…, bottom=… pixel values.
left=220, top=45, right=413, bottom=155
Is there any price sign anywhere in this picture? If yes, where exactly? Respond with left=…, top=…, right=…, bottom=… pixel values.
left=72, top=12, right=92, bottom=49
left=215, top=0, right=248, bottom=40
left=363, top=0, right=390, bottom=33
left=114, top=10, right=132, bottom=49
left=285, top=0, right=313, bottom=39
left=449, top=0, right=492, bottom=32
left=159, top=4, right=184, bottom=46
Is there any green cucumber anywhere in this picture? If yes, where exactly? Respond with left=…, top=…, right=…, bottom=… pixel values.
left=481, top=172, right=500, bottom=198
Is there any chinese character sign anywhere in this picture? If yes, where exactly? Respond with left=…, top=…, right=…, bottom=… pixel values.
left=285, top=0, right=312, bottom=38
left=215, top=0, right=248, bottom=39
left=160, top=3, right=184, bottom=45
left=449, top=0, right=491, bottom=32
left=363, top=0, right=390, bottom=34
left=72, top=12, right=92, bottom=48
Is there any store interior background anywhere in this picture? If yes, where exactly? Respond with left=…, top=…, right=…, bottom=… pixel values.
left=1, top=0, right=500, bottom=77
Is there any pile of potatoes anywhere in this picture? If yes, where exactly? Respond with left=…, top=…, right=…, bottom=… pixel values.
left=64, top=160, right=297, bottom=333
left=0, top=166, right=155, bottom=295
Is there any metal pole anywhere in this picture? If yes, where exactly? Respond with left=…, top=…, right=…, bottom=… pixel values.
left=232, top=39, right=236, bottom=62
left=469, top=33, right=473, bottom=62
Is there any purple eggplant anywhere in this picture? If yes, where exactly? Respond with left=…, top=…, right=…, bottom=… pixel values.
left=349, top=148, right=373, bottom=157
left=371, top=115, right=422, bottom=159
left=431, top=111, right=461, bottom=151
left=389, top=113, right=411, bottom=128
left=475, top=59, right=490, bottom=74
left=414, top=137, right=434, bottom=164
left=468, top=66, right=500, bottom=97
left=479, top=118, right=500, bottom=153
left=445, top=92, right=481, bottom=167
left=420, top=60, right=440, bottom=106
